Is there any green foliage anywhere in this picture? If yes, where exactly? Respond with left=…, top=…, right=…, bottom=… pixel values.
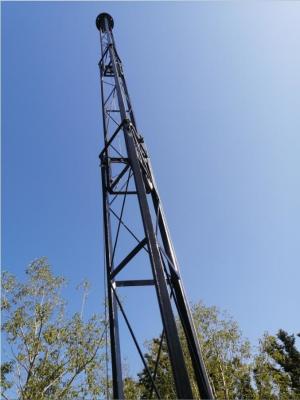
left=1, top=361, right=14, bottom=395
left=2, top=259, right=299, bottom=399
left=191, top=301, right=255, bottom=399
left=123, top=377, right=141, bottom=400
left=254, top=330, right=300, bottom=400
left=138, top=337, right=176, bottom=399
left=1, top=258, right=106, bottom=400
left=136, top=302, right=255, bottom=399
left=136, top=301, right=299, bottom=400
left=270, top=330, right=300, bottom=395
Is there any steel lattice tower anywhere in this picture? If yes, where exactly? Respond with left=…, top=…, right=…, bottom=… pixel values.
left=96, top=13, right=214, bottom=400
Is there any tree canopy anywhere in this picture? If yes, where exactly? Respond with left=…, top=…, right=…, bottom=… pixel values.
left=131, top=303, right=300, bottom=399
left=1, top=258, right=106, bottom=400
left=2, top=259, right=299, bottom=399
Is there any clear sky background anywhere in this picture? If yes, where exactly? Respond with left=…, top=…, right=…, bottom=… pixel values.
left=2, top=1, right=300, bottom=376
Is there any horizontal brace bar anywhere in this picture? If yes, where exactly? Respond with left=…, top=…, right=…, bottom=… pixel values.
left=115, top=279, right=155, bottom=287
left=109, top=190, right=137, bottom=195
left=107, top=109, right=130, bottom=114
left=109, top=157, right=129, bottom=163
left=110, top=238, right=147, bottom=280
left=104, top=71, right=115, bottom=77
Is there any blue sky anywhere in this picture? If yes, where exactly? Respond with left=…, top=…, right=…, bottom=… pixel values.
left=2, top=1, right=300, bottom=376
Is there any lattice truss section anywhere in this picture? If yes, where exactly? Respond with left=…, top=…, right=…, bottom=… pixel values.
left=99, top=30, right=186, bottom=399
left=97, top=14, right=214, bottom=400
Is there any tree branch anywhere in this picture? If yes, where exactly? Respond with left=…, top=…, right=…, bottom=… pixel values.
left=24, top=315, right=45, bottom=388
left=1, top=391, right=10, bottom=400
left=10, top=344, right=29, bottom=374
left=57, top=345, right=100, bottom=399
left=19, top=326, right=32, bottom=364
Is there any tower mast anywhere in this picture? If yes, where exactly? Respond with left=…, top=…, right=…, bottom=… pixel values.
left=96, top=13, right=214, bottom=399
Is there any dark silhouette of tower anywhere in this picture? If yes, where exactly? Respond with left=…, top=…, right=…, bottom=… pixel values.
left=96, top=12, right=214, bottom=399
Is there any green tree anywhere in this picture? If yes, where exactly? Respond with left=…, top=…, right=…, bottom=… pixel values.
left=254, top=330, right=300, bottom=400
left=191, top=302, right=255, bottom=399
left=269, top=330, right=300, bottom=395
left=1, top=258, right=106, bottom=400
left=137, top=301, right=255, bottom=399
left=138, top=336, right=176, bottom=399
left=123, top=377, right=141, bottom=399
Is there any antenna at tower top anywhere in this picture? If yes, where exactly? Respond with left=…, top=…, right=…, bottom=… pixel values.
left=96, top=13, right=114, bottom=32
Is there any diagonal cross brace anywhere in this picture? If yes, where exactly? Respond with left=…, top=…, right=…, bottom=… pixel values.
left=110, top=238, right=147, bottom=279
